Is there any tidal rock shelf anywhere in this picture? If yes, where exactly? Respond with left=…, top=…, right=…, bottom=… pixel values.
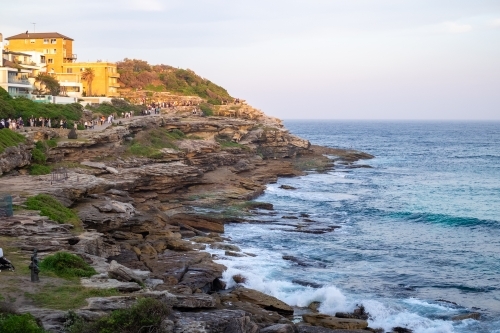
left=0, top=112, right=374, bottom=332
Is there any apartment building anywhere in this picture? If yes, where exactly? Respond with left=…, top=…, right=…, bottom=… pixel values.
left=5, top=32, right=76, bottom=73
left=0, top=33, right=35, bottom=98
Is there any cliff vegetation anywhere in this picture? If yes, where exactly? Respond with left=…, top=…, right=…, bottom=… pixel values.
left=117, top=58, right=232, bottom=104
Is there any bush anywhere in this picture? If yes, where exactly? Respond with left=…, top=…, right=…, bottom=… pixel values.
left=0, top=129, right=26, bottom=154
left=25, top=194, right=81, bottom=227
left=39, top=252, right=96, bottom=279
left=67, top=297, right=171, bottom=333
left=199, top=103, right=214, bottom=116
left=31, top=148, right=47, bottom=165
left=29, top=164, right=52, bottom=175
left=0, top=313, right=46, bottom=333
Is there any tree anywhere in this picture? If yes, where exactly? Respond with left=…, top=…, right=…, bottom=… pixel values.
left=35, top=74, right=60, bottom=96
left=81, top=68, right=95, bottom=96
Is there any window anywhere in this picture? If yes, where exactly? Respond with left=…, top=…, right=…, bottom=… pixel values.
left=30, top=39, right=35, bottom=43
left=48, top=59, right=54, bottom=64
left=67, top=68, right=73, bottom=74
left=53, top=49, right=57, bottom=54
left=41, top=56, right=46, bottom=64
left=51, top=39, right=57, bottom=44
left=43, top=39, right=49, bottom=44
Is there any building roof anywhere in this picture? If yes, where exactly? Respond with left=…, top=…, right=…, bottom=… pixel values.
left=3, top=50, right=31, bottom=56
left=6, top=32, right=74, bottom=41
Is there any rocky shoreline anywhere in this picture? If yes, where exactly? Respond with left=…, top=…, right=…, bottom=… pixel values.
left=0, top=111, right=378, bottom=333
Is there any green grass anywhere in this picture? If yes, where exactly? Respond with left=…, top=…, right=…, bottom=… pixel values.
left=29, top=164, right=52, bottom=175
left=24, top=194, right=81, bottom=228
left=216, top=138, right=247, bottom=149
left=25, top=285, right=120, bottom=310
left=0, top=313, right=47, bottom=333
left=125, top=128, right=185, bottom=158
left=0, top=129, right=26, bottom=154
left=66, top=297, right=171, bottom=333
left=39, top=252, right=97, bottom=279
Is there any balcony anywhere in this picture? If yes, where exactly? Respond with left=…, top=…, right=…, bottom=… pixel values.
left=109, top=72, right=120, bottom=78
left=9, top=91, right=32, bottom=98
left=64, top=54, right=77, bottom=60
left=8, top=77, right=31, bottom=85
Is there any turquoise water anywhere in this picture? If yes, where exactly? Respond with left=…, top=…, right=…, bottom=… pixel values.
left=211, top=121, right=500, bottom=333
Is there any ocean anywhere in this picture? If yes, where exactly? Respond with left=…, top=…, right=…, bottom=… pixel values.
left=209, top=120, right=500, bottom=333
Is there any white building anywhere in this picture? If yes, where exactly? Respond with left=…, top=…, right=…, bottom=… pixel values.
left=0, top=33, right=35, bottom=98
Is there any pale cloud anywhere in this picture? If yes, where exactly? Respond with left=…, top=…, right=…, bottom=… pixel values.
left=125, top=0, right=165, bottom=12
left=441, top=21, right=472, bottom=34
left=492, top=18, right=500, bottom=28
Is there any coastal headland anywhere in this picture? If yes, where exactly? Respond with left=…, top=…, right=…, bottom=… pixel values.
left=0, top=105, right=376, bottom=332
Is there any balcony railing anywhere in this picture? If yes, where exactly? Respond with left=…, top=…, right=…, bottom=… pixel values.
left=9, top=91, right=32, bottom=98
left=64, top=54, right=77, bottom=60
left=8, top=77, right=31, bottom=85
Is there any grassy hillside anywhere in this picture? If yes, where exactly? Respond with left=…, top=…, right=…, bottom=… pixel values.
left=117, top=59, right=232, bottom=105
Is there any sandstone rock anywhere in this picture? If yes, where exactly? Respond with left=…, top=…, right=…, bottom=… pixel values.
left=173, top=309, right=259, bottom=333
left=226, top=250, right=246, bottom=257
left=190, top=236, right=217, bottom=243
left=108, top=260, right=145, bottom=284
left=302, top=314, right=368, bottom=330
left=179, top=261, right=227, bottom=292
left=279, top=185, right=297, bottom=190
left=221, top=300, right=284, bottom=325
left=85, top=291, right=177, bottom=312
left=0, top=143, right=33, bottom=176
left=165, top=238, right=198, bottom=251
left=173, top=293, right=217, bottom=309
left=111, top=230, right=143, bottom=240
left=233, top=274, right=247, bottom=284
left=210, top=242, right=241, bottom=252
left=81, top=277, right=141, bottom=292
left=297, top=324, right=368, bottom=333
left=67, top=128, right=77, bottom=139
left=260, top=324, right=298, bottom=333
left=308, top=302, right=321, bottom=313
left=105, top=166, right=119, bottom=174
left=81, top=161, right=106, bottom=169
left=71, top=231, right=121, bottom=258
left=452, top=312, right=481, bottom=321
left=231, top=287, right=293, bottom=316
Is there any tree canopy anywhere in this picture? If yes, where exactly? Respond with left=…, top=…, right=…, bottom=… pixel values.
left=117, top=58, right=233, bottom=105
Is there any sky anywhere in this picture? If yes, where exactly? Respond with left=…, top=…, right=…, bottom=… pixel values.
left=1, top=0, right=500, bottom=120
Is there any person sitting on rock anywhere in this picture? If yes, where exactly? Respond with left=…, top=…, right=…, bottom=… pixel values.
left=0, top=248, right=15, bottom=272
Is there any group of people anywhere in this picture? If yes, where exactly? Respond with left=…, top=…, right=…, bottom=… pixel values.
left=0, top=248, right=15, bottom=272
left=29, top=116, right=51, bottom=128
left=0, top=118, right=24, bottom=130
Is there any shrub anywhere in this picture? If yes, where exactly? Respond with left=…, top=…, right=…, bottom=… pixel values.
left=39, top=252, right=96, bottom=279
left=29, top=164, right=52, bottom=175
left=0, top=129, right=26, bottom=154
left=25, top=194, right=81, bottom=227
left=199, top=103, right=213, bottom=116
left=67, top=297, right=171, bottom=333
left=31, top=148, right=47, bottom=165
left=0, top=313, right=46, bottom=333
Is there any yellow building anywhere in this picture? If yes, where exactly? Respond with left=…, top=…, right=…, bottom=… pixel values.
left=5, top=32, right=76, bottom=73
left=5, top=31, right=119, bottom=97
left=61, top=62, right=120, bottom=97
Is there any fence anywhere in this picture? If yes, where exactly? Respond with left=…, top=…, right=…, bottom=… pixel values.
left=0, top=194, right=13, bottom=217
left=51, top=168, right=68, bottom=184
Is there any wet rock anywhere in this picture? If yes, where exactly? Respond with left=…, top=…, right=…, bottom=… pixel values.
left=302, top=314, right=368, bottom=330
left=231, top=287, right=294, bottom=316
left=297, top=324, right=368, bottom=333
left=210, top=242, right=241, bottom=252
left=308, top=301, right=321, bottom=312
left=226, top=250, right=246, bottom=257
left=292, top=280, right=323, bottom=288
left=282, top=216, right=299, bottom=220
left=451, top=312, right=481, bottom=321
left=233, top=274, right=247, bottom=284
left=279, top=185, right=297, bottom=190
left=282, top=256, right=309, bottom=267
